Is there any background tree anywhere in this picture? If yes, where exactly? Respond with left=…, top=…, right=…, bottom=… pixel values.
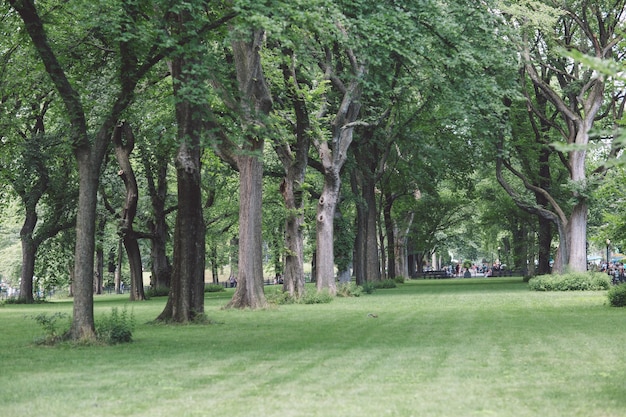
left=501, top=0, right=625, bottom=272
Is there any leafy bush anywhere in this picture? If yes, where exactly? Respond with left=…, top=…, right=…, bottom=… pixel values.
left=361, top=282, right=376, bottom=294
left=300, top=289, right=333, bottom=304
left=336, top=282, right=363, bottom=297
left=373, top=279, right=397, bottom=289
left=528, top=272, right=611, bottom=291
left=608, top=284, right=626, bottom=307
left=204, top=284, right=225, bottom=293
left=266, top=289, right=296, bottom=305
left=31, top=312, right=69, bottom=345
left=394, top=276, right=406, bottom=284
left=96, top=306, right=135, bottom=345
left=146, top=286, right=170, bottom=297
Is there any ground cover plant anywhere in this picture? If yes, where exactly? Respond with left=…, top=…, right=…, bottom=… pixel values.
left=1, top=277, right=625, bottom=417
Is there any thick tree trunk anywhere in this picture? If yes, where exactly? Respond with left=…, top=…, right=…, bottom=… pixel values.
left=157, top=142, right=205, bottom=321
left=363, top=176, right=381, bottom=282
left=227, top=152, right=267, bottom=308
left=157, top=19, right=206, bottom=320
left=316, top=171, right=340, bottom=295
left=222, top=30, right=271, bottom=309
left=71, top=152, right=99, bottom=340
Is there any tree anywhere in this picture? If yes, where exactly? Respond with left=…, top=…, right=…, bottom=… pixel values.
left=500, top=0, right=625, bottom=272
left=111, top=121, right=145, bottom=301
left=156, top=2, right=213, bottom=322
left=8, top=0, right=165, bottom=339
left=219, top=29, right=273, bottom=309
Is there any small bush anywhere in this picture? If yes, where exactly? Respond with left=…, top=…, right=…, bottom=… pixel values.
left=337, top=282, right=363, bottom=297
left=31, top=312, right=69, bottom=345
left=373, top=279, right=397, bottom=289
left=361, top=282, right=376, bottom=294
left=394, top=276, right=406, bottom=284
left=608, top=284, right=626, bottom=307
left=146, top=286, right=170, bottom=297
left=96, top=306, right=135, bottom=345
left=266, top=289, right=296, bottom=305
left=204, top=284, right=225, bottom=293
left=528, top=272, right=611, bottom=291
left=300, top=289, right=333, bottom=304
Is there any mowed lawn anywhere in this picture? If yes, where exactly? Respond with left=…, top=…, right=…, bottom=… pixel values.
left=1, top=277, right=626, bottom=417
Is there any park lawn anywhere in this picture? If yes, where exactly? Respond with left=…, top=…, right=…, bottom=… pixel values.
left=1, top=277, right=625, bottom=417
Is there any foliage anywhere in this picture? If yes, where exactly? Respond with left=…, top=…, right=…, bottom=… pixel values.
left=607, top=284, right=626, bottom=307
left=265, top=288, right=296, bottom=305
left=394, top=276, right=406, bottom=284
left=300, top=289, right=334, bottom=304
left=528, top=273, right=611, bottom=291
left=95, top=306, right=135, bottom=345
left=361, top=282, right=376, bottom=294
left=336, top=282, right=363, bottom=297
left=146, top=286, right=170, bottom=298
left=31, top=312, right=69, bottom=346
left=373, top=279, right=397, bottom=289
left=204, top=284, right=225, bottom=293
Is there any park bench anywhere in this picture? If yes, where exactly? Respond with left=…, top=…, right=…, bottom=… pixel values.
left=419, top=270, right=450, bottom=279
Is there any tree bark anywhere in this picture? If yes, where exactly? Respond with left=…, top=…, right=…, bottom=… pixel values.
left=112, top=122, right=145, bottom=301
left=157, top=27, right=206, bottom=321
left=274, top=50, right=310, bottom=299
left=216, top=29, right=272, bottom=309
left=314, top=47, right=365, bottom=295
left=19, top=207, right=37, bottom=303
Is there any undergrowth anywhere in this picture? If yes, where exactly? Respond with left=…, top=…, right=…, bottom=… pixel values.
left=528, top=272, right=610, bottom=291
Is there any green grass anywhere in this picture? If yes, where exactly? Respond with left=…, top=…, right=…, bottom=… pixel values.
left=1, top=277, right=626, bottom=417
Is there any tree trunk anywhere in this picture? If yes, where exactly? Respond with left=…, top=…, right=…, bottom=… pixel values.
left=363, top=175, right=381, bottom=282
left=394, top=212, right=414, bottom=279
left=143, top=140, right=172, bottom=291
left=71, top=152, right=99, bottom=340
left=157, top=45, right=206, bottom=321
left=113, top=122, right=145, bottom=301
left=280, top=177, right=306, bottom=298
left=350, top=171, right=366, bottom=286
left=157, top=142, right=205, bottom=321
left=275, top=51, right=310, bottom=299
left=221, top=30, right=272, bottom=309
left=18, top=207, right=37, bottom=303
left=316, top=171, right=340, bottom=295
left=94, top=240, right=104, bottom=295
left=383, top=192, right=396, bottom=280
left=227, top=152, right=267, bottom=308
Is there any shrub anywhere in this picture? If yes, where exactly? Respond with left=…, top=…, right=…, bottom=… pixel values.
left=266, top=289, right=296, bottom=305
left=204, top=284, right=225, bottom=293
left=300, top=289, right=333, bottom=304
left=394, top=276, right=406, bottom=284
left=361, top=282, right=376, bottom=294
left=146, top=286, right=170, bottom=297
left=528, top=272, right=611, bottom=291
left=608, top=284, right=626, bottom=307
left=96, top=306, right=135, bottom=345
left=31, top=312, right=69, bottom=345
left=373, top=279, right=397, bottom=289
left=337, top=282, right=363, bottom=297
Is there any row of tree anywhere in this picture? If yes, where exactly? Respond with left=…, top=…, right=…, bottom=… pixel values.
left=1, top=0, right=624, bottom=341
